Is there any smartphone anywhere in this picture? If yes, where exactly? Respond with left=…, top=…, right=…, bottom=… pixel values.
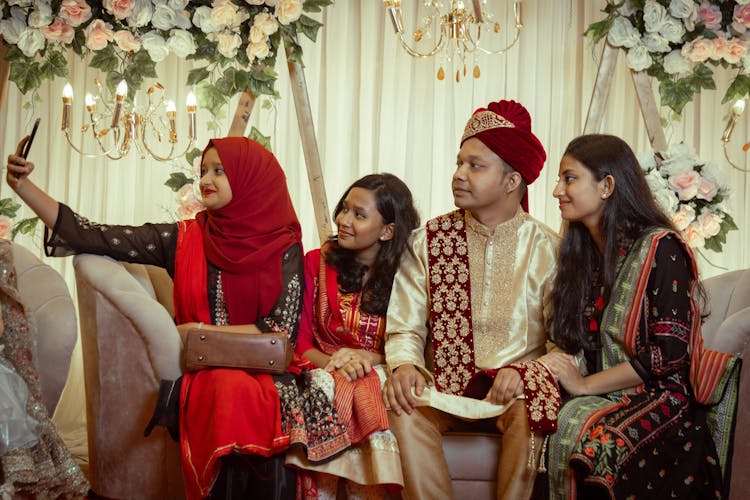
left=21, top=118, right=41, bottom=160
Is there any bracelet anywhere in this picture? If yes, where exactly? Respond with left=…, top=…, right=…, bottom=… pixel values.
left=198, top=322, right=204, bottom=330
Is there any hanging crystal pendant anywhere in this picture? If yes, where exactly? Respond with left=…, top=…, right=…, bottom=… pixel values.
left=437, top=67, right=445, bottom=80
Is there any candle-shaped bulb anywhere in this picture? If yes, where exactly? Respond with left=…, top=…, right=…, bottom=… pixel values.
left=165, top=99, right=177, bottom=142
left=732, top=99, right=745, bottom=117
left=85, top=93, right=96, bottom=112
left=186, top=92, right=197, bottom=112
left=111, top=81, right=127, bottom=129
left=62, top=83, right=73, bottom=130
left=165, top=100, right=176, bottom=114
left=62, top=83, right=73, bottom=101
left=116, top=80, right=128, bottom=99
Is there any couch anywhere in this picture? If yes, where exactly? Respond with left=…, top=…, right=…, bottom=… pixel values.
left=441, top=268, right=750, bottom=500
left=12, top=242, right=78, bottom=415
left=74, top=254, right=184, bottom=500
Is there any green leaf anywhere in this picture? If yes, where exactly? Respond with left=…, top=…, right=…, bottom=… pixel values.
left=9, top=60, right=41, bottom=95
left=722, top=212, right=739, bottom=231
left=303, top=0, right=333, bottom=13
left=248, top=126, right=272, bottom=151
left=584, top=17, right=615, bottom=45
left=723, top=74, right=750, bottom=104
left=185, top=147, right=203, bottom=167
left=658, top=79, right=694, bottom=115
left=89, top=45, right=119, bottom=73
left=295, top=14, right=324, bottom=42
left=195, top=83, right=230, bottom=120
left=703, top=236, right=722, bottom=253
left=691, top=64, right=715, bottom=91
left=132, top=50, right=158, bottom=78
left=0, top=198, right=21, bottom=218
left=187, top=67, right=210, bottom=86
left=39, top=50, right=68, bottom=80
left=11, top=217, right=39, bottom=241
left=164, top=172, right=194, bottom=192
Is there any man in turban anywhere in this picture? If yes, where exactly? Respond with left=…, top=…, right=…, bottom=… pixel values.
left=383, top=100, right=561, bottom=499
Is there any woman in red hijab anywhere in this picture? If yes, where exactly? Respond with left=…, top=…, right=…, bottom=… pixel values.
left=7, top=136, right=351, bottom=499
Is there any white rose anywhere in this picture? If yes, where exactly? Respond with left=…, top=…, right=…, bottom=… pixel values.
left=245, top=0, right=265, bottom=4
left=654, top=187, right=679, bottom=214
left=671, top=204, right=696, bottom=231
left=618, top=1, right=637, bottom=16
left=246, top=40, right=270, bottom=61
left=141, top=30, right=170, bottom=62
left=28, top=3, right=53, bottom=29
left=128, top=0, right=154, bottom=28
left=0, top=16, right=26, bottom=45
left=7, top=0, right=34, bottom=6
left=211, top=0, right=238, bottom=27
left=642, top=33, right=671, bottom=53
left=249, top=25, right=267, bottom=44
left=168, top=29, right=196, bottom=57
left=276, top=0, right=303, bottom=25
left=193, top=6, right=220, bottom=33
left=667, top=142, right=697, bottom=159
left=254, top=12, right=278, bottom=35
left=659, top=17, right=685, bottom=44
left=17, top=28, right=46, bottom=57
left=669, top=0, right=697, bottom=20
left=215, top=31, right=241, bottom=58
left=643, top=0, right=668, bottom=33
left=660, top=157, right=695, bottom=176
left=607, top=16, right=640, bottom=49
left=663, top=49, right=693, bottom=74
left=152, top=4, right=178, bottom=30
left=168, top=0, right=189, bottom=9
left=742, top=52, right=750, bottom=74
left=645, top=168, right=668, bottom=191
left=682, top=222, right=705, bottom=248
left=626, top=44, right=653, bottom=71
left=699, top=162, right=729, bottom=193
left=638, top=151, right=658, bottom=171
left=697, top=212, right=722, bottom=238
left=113, top=30, right=141, bottom=51
left=265, top=0, right=278, bottom=5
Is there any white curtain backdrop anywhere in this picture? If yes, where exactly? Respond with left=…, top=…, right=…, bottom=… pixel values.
left=0, top=0, right=747, bottom=461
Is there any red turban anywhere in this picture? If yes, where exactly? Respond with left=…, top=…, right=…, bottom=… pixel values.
left=461, top=100, right=546, bottom=212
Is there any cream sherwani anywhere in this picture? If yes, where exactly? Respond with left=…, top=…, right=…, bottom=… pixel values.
left=385, top=208, right=559, bottom=500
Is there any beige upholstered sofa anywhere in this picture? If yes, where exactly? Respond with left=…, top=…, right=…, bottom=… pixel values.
left=442, top=268, right=750, bottom=500
left=12, top=242, right=77, bottom=415
left=73, top=254, right=184, bottom=500
left=72, top=252, right=750, bottom=500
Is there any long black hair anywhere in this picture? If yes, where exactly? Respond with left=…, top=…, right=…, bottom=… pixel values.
left=550, top=134, right=676, bottom=354
left=326, top=173, right=420, bottom=316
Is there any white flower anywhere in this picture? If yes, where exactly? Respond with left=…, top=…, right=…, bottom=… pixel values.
left=168, top=29, right=196, bottom=57
left=659, top=17, right=685, bottom=44
left=211, top=0, right=238, bottom=28
left=672, top=204, right=696, bottom=231
left=17, top=28, right=46, bottom=57
left=660, top=156, right=696, bottom=177
left=192, top=6, right=220, bottom=33
left=0, top=12, right=26, bottom=45
left=152, top=4, right=179, bottom=30
left=28, top=3, right=54, bottom=29
left=141, top=30, right=170, bottom=62
left=168, top=0, right=189, bottom=9
left=643, top=0, right=668, bottom=33
left=699, top=162, right=729, bottom=193
left=663, top=49, right=693, bottom=74
left=697, top=212, right=722, bottom=238
left=254, top=12, right=278, bottom=36
left=608, top=16, right=641, bottom=49
left=669, top=0, right=697, bottom=20
left=246, top=0, right=265, bottom=4
left=276, top=0, right=303, bottom=25
left=215, top=31, right=242, bottom=58
left=626, top=44, right=653, bottom=71
left=128, top=0, right=154, bottom=28
left=638, top=151, right=658, bottom=171
left=645, top=168, right=668, bottom=191
left=617, top=1, right=637, bottom=16
left=654, top=187, right=679, bottom=214
left=246, top=40, right=270, bottom=61
left=642, top=33, right=671, bottom=53
left=249, top=24, right=267, bottom=45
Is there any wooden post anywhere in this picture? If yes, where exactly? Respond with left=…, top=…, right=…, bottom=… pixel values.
left=284, top=41, right=332, bottom=244
left=227, top=90, right=255, bottom=137
left=583, top=43, right=618, bottom=134
left=631, top=70, right=668, bottom=153
left=0, top=41, right=10, bottom=115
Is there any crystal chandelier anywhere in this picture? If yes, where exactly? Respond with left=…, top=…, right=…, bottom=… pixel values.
left=61, top=80, right=197, bottom=161
left=383, top=0, right=523, bottom=82
left=721, top=99, right=750, bottom=173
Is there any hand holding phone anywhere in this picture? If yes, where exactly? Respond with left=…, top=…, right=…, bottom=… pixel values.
left=21, top=118, right=41, bottom=160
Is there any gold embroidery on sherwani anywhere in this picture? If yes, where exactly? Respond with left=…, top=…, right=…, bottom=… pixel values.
left=467, top=211, right=527, bottom=364
left=427, top=210, right=474, bottom=395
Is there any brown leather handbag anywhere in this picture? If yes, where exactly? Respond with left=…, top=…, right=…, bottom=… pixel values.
left=184, top=328, right=293, bottom=375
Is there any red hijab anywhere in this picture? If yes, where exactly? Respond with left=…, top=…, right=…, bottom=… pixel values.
left=194, top=137, right=302, bottom=325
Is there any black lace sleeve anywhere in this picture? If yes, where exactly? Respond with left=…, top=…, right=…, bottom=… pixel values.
left=44, top=203, right=178, bottom=275
left=256, top=243, right=304, bottom=346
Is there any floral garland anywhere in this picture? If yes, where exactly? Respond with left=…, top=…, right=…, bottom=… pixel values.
left=0, top=0, right=332, bottom=118
left=638, top=143, right=737, bottom=251
left=0, top=196, right=38, bottom=240
left=586, top=0, right=750, bottom=115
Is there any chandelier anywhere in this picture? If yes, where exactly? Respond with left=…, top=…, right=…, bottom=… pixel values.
left=721, top=99, right=750, bottom=173
left=61, top=80, right=197, bottom=161
left=383, top=0, right=523, bottom=82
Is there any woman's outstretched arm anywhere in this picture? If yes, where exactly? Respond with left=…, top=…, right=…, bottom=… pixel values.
left=6, top=136, right=59, bottom=229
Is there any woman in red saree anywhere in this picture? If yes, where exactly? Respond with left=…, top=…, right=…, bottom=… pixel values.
left=286, top=174, right=420, bottom=499
left=7, top=136, right=351, bottom=500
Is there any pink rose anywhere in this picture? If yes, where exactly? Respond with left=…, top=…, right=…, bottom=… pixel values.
left=59, top=0, right=92, bottom=28
left=84, top=19, right=115, bottom=51
left=104, top=0, right=135, bottom=20
left=671, top=204, right=696, bottom=231
left=42, top=17, right=75, bottom=44
left=114, top=30, right=140, bottom=52
left=696, top=176, right=718, bottom=201
left=686, top=37, right=714, bottom=62
left=668, top=171, right=701, bottom=200
left=698, top=2, right=723, bottom=31
left=697, top=212, right=722, bottom=238
left=0, top=216, right=12, bottom=240
left=724, top=38, right=746, bottom=64
left=682, top=223, right=705, bottom=249
left=710, top=33, right=728, bottom=61
left=734, top=4, right=750, bottom=29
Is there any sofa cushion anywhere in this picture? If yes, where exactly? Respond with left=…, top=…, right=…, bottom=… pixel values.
left=442, top=432, right=501, bottom=481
